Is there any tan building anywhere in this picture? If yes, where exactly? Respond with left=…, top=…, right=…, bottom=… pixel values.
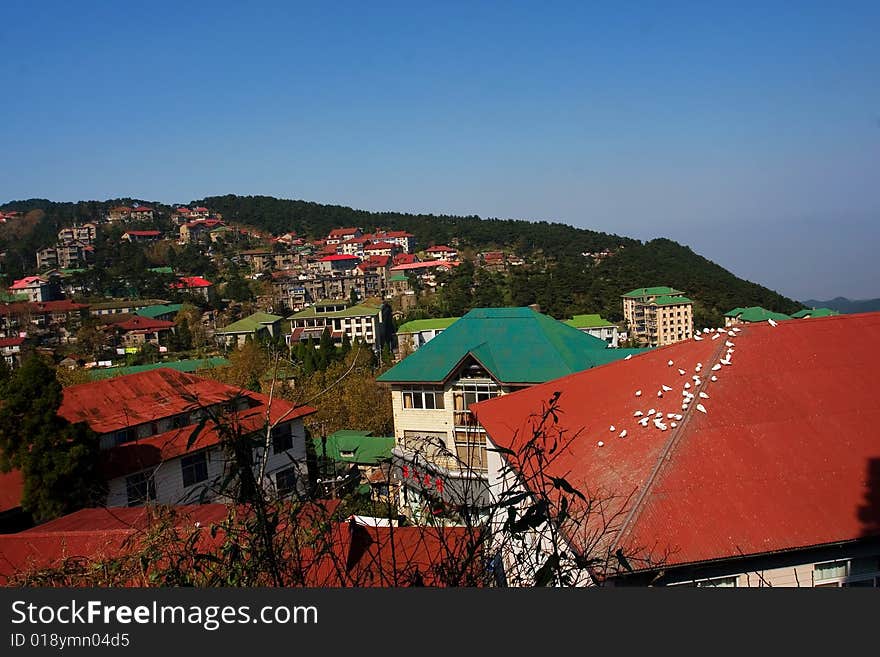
left=622, top=286, right=693, bottom=346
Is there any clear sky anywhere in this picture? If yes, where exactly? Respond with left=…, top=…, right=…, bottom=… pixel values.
left=2, top=1, right=878, bottom=301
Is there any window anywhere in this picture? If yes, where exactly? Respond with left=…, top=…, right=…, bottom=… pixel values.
left=276, top=467, right=298, bottom=497
left=339, top=449, right=355, bottom=458
left=402, top=386, right=445, bottom=410
left=453, top=382, right=500, bottom=426
left=672, top=576, right=738, bottom=587
left=453, top=430, right=488, bottom=472
left=272, top=424, right=294, bottom=454
left=181, top=452, right=208, bottom=487
left=814, top=558, right=880, bottom=587
left=126, top=471, right=156, bottom=506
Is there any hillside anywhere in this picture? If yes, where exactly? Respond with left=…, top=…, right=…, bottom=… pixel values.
left=802, top=297, right=880, bottom=314
left=1, top=195, right=803, bottom=327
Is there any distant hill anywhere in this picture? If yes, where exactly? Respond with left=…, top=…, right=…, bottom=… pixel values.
left=801, top=297, right=880, bottom=314
left=2, top=195, right=804, bottom=327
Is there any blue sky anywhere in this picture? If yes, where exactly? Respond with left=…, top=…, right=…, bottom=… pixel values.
left=2, top=1, right=878, bottom=300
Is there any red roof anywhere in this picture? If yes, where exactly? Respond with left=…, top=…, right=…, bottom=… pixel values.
left=472, top=312, right=880, bottom=574
left=364, top=241, right=396, bottom=250
left=328, top=227, right=360, bottom=238
left=171, top=276, right=212, bottom=289
left=319, top=254, right=360, bottom=262
left=183, top=219, right=223, bottom=229
left=131, top=206, right=152, bottom=212
left=8, top=276, right=44, bottom=290
left=426, top=245, right=455, bottom=252
left=123, top=230, right=161, bottom=237
left=175, top=207, right=192, bottom=214
left=393, top=253, right=418, bottom=266
left=110, top=316, right=175, bottom=332
left=192, top=206, right=209, bottom=212
left=390, top=260, right=460, bottom=272
left=0, top=300, right=89, bottom=316
left=382, top=231, right=414, bottom=238
left=358, top=255, right=391, bottom=271
left=0, top=337, right=25, bottom=347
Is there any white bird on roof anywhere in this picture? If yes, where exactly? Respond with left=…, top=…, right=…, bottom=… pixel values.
left=634, top=410, right=644, bottom=417
left=667, top=413, right=675, bottom=418
left=694, top=334, right=703, bottom=341
left=725, top=340, right=735, bottom=347
left=635, top=390, right=642, bottom=397
left=655, top=411, right=663, bottom=418
left=684, top=382, right=691, bottom=389
left=639, top=417, right=650, bottom=427
left=699, top=391, right=709, bottom=399
left=657, top=390, right=663, bottom=398
left=678, top=368, right=686, bottom=375
left=711, top=363, right=722, bottom=371
left=718, top=328, right=727, bottom=333
left=662, top=384, right=672, bottom=392
left=696, top=404, right=707, bottom=414
left=670, top=422, right=677, bottom=428
left=675, top=414, right=683, bottom=420
left=668, top=360, right=674, bottom=367
left=648, top=408, right=655, bottom=415
left=692, top=375, right=700, bottom=381
left=625, top=354, right=633, bottom=360
left=695, top=363, right=702, bottom=371
left=619, top=430, right=627, bottom=438
left=597, top=441, right=605, bottom=447
left=720, top=358, right=731, bottom=366
left=609, top=425, right=616, bottom=432
left=702, top=328, right=710, bottom=334
left=712, top=333, right=720, bottom=340
left=710, top=375, right=718, bottom=382
left=768, top=318, right=778, bottom=327
left=694, top=378, right=701, bottom=386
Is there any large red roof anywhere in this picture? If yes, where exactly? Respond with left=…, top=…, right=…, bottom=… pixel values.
left=319, top=254, right=360, bottom=262
left=8, top=276, right=44, bottom=290
left=123, top=229, right=161, bottom=237
left=472, top=312, right=880, bottom=574
left=171, top=276, right=212, bottom=288
left=390, top=260, right=460, bottom=272
left=0, top=337, right=25, bottom=347
left=328, top=227, right=360, bottom=237
left=364, top=241, right=396, bottom=250
left=0, top=300, right=89, bottom=316
left=110, top=316, right=175, bottom=332
left=0, top=470, right=24, bottom=514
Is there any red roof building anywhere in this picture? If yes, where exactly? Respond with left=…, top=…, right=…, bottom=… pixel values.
left=472, top=312, right=880, bottom=587
left=393, top=253, right=418, bottom=266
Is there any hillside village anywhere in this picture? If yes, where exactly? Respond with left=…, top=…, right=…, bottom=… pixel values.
left=0, top=200, right=871, bottom=589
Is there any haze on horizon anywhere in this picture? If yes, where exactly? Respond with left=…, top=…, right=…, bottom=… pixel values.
left=1, top=1, right=877, bottom=301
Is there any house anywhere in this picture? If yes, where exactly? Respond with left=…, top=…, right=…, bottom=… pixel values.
left=790, top=308, right=840, bottom=319
left=214, top=312, right=284, bottom=347
left=90, top=298, right=171, bottom=317
left=724, top=306, right=792, bottom=327
left=122, top=229, right=162, bottom=243
left=239, top=248, right=274, bottom=272
left=388, top=274, right=411, bottom=297
left=425, top=245, right=457, bottom=261
left=36, top=241, right=94, bottom=270
left=107, top=206, right=132, bottom=222
left=129, top=205, right=154, bottom=221
left=104, top=315, right=176, bottom=348
left=318, top=254, right=361, bottom=274
left=0, top=300, right=90, bottom=338
left=326, top=227, right=363, bottom=245
left=472, top=312, right=880, bottom=587
left=376, top=307, right=645, bottom=522
left=564, top=314, right=619, bottom=347
left=0, top=336, right=25, bottom=367
left=314, top=430, right=395, bottom=500
left=171, top=276, right=214, bottom=301
left=364, top=242, right=400, bottom=258
left=373, top=230, right=415, bottom=254
left=179, top=218, right=224, bottom=244
left=7, top=275, right=60, bottom=303
left=135, top=303, right=183, bottom=322
left=394, top=317, right=459, bottom=356
left=87, top=357, right=230, bottom=381
left=59, top=369, right=317, bottom=506
left=58, top=223, right=98, bottom=244
left=479, top=251, right=506, bottom=272
left=622, top=287, right=694, bottom=346
left=288, top=300, right=386, bottom=349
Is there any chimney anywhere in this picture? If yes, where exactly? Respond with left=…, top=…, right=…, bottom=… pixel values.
left=528, top=303, right=541, bottom=314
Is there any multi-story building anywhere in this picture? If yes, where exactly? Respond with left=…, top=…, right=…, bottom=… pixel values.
left=317, top=254, right=361, bottom=274
left=326, top=227, right=363, bottom=245
left=36, top=241, right=94, bottom=270
left=58, top=223, right=98, bottom=244
left=170, top=276, right=214, bottom=302
left=179, top=219, right=224, bottom=244
left=288, top=300, right=385, bottom=349
left=622, top=286, right=693, bottom=346
left=563, top=314, right=619, bottom=347
left=373, top=230, right=415, bottom=254
left=394, top=317, right=459, bottom=357
left=121, top=230, right=161, bottom=243
left=425, top=245, right=457, bottom=261
left=0, top=300, right=90, bottom=340
left=6, top=276, right=61, bottom=303
left=56, top=369, right=316, bottom=506
left=363, top=242, right=400, bottom=258
left=214, top=312, right=284, bottom=348
left=376, top=307, right=643, bottom=522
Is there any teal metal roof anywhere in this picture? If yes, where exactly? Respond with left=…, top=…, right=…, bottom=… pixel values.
left=314, top=430, right=394, bottom=465
left=136, top=303, right=183, bottom=319
left=790, top=308, right=839, bottom=319
left=396, top=317, right=460, bottom=333
left=622, top=286, right=684, bottom=298
left=88, top=357, right=230, bottom=380
left=377, top=307, right=637, bottom=384
left=652, top=295, right=693, bottom=306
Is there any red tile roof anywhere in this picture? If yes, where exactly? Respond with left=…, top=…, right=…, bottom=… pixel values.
left=426, top=245, right=455, bottom=252
left=183, top=219, right=223, bottom=229
left=123, top=230, right=161, bottom=237
left=131, top=206, right=152, bottom=212
left=390, top=260, right=460, bottom=272
left=364, top=241, right=396, bottom=250
left=472, top=312, right=880, bottom=574
left=109, top=316, right=176, bottom=332
left=328, top=227, right=360, bottom=237
left=8, top=276, right=44, bottom=290
left=0, top=300, right=89, bottom=316
left=393, top=253, right=417, bottom=266
left=0, top=337, right=25, bottom=347
left=171, top=276, right=212, bottom=289
left=358, top=255, right=391, bottom=271
left=319, top=254, right=360, bottom=262
left=382, top=231, right=414, bottom=238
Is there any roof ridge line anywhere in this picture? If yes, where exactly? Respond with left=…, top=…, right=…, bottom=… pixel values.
left=609, top=338, right=728, bottom=556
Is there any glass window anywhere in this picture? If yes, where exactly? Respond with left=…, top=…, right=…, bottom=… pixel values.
left=126, top=471, right=156, bottom=506
left=401, top=387, right=444, bottom=410
left=276, top=467, right=298, bottom=497
left=181, top=452, right=208, bottom=487
left=272, top=424, right=294, bottom=454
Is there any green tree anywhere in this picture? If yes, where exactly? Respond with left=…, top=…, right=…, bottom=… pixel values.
left=0, top=355, right=106, bottom=521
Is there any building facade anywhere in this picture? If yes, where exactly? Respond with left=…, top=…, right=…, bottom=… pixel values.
left=622, top=287, right=693, bottom=346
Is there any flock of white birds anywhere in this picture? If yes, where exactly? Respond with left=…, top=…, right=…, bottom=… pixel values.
left=594, top=319, right=776, bottom=449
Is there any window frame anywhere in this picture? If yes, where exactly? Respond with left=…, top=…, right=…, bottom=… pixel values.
left=181, top=451, right=209, bottom=488
left=126, top=470, right=156, bottom=506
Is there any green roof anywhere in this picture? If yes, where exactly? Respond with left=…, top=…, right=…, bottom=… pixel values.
left=389, top=274, right=409, bottom=282
left=289, top=303, right=381, bottom=320
left=564, top=314, right=615, bottom=329
left=136, top=303, right=183, bottom=319
left=726, top=306, right=791, bottom=323
left=149, top=266, right=174, bottom=275
left=88, top=357, right=230, bottom=380
left=396, top=317, right=460, bottom=333
left=216, top=312, right=284, bottom=334
left=790, top=308, right=839, bottom=319
left=377, top=307, right=641, bottom=385
left=314, top=430, right=395, bottom=465
left=652, top=295, right=693, bottom=306
left=622, top=286, right=684, bottom=298
left=724, top=307, right=747, bottom=317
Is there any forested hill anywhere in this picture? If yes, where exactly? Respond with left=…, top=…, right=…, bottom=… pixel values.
left=195, top=194, right=637, bottom=259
